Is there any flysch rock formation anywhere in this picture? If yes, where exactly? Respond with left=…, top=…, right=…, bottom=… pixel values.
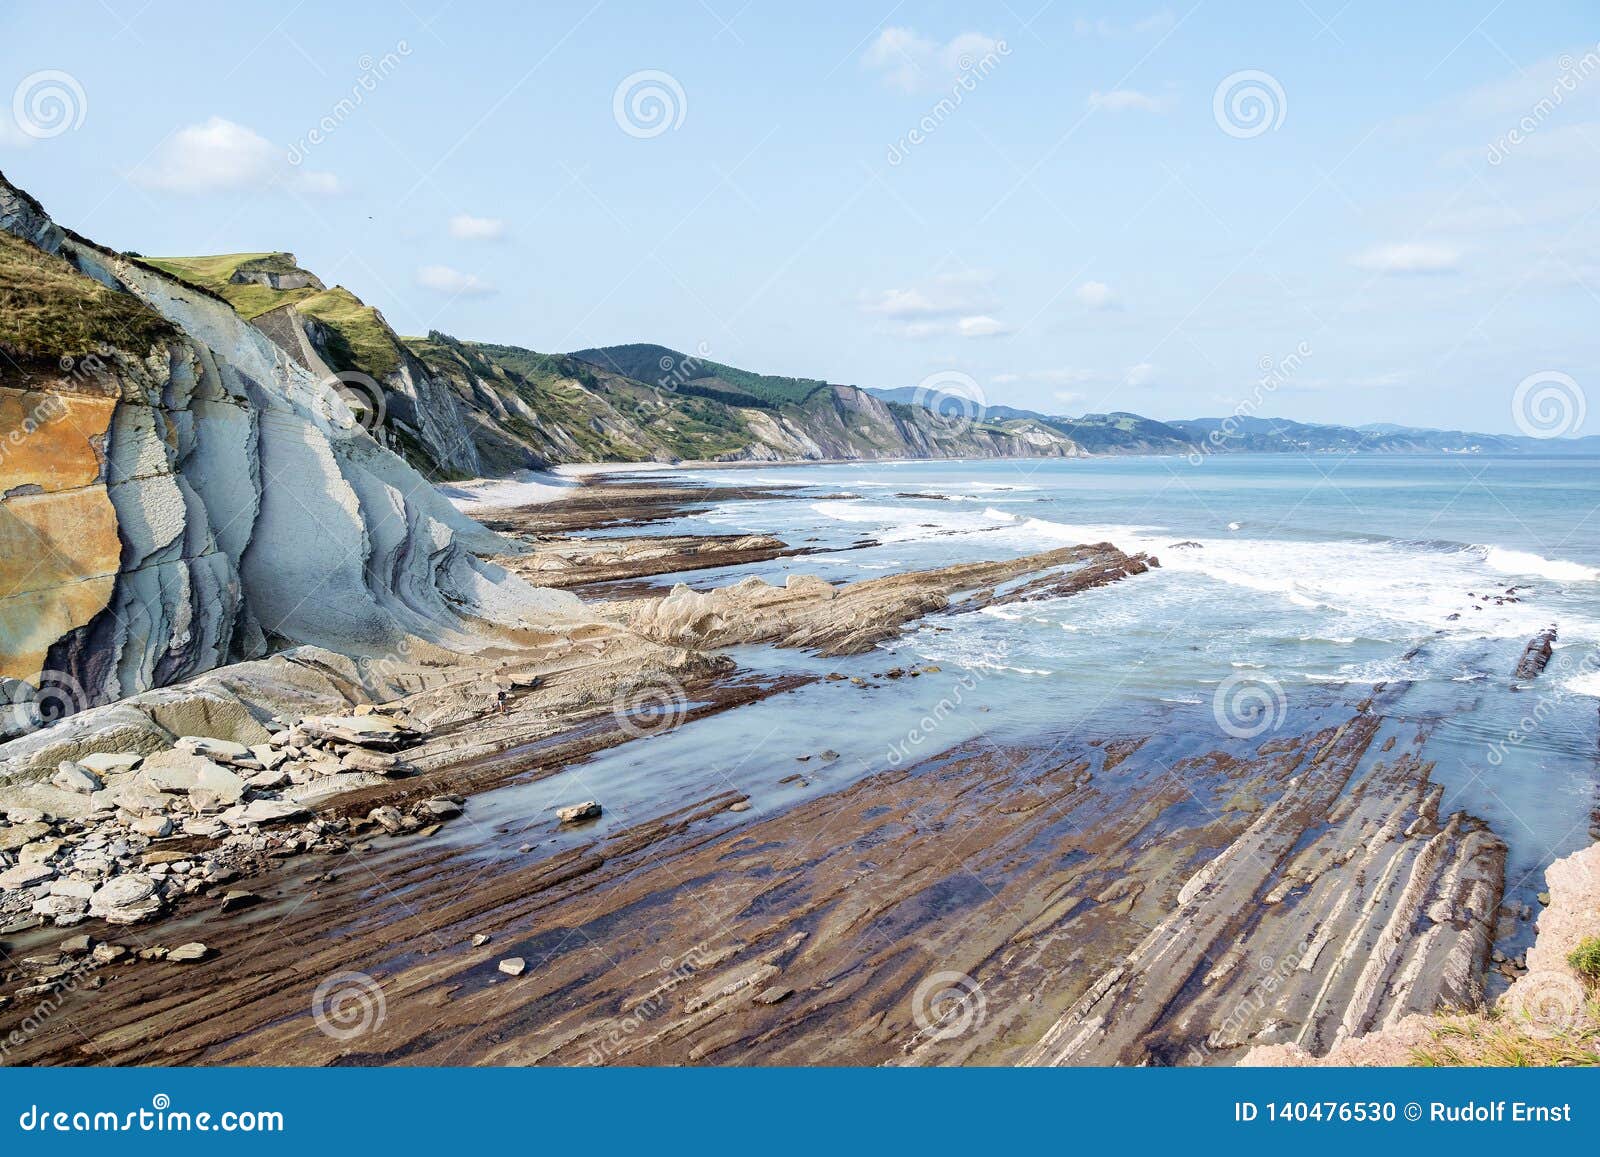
left=1243, top=841, right=1600, bottom=1066
left=601, top=544, right=1159, bottom=656
left=0, top=172, right=592, bottom=740
left=1019, top=707, right=1507, bottom=1066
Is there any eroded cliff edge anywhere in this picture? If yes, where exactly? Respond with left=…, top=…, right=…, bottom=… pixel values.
left=0, top=173, right=588, bottom=735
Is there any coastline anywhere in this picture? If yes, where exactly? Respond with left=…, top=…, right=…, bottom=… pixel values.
left=0, top=469, right=1594, bottom=1067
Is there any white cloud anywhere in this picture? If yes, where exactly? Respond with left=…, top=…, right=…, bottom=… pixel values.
left=0, top=117, right=35, bottom=149
left=862, top=27, right=1002, bottom=93
left=1052, top=390, right=1087, bottom=407
left=449, top=213, right=507, bottom=241
left=1087, top=89, right=1165, bottom=113
left=1124, top=362, right=1156, bottom=387
left=416, top=264, right=495, bottom=296
left=1075, top=280, right=1122, bottom=310
left=1075, top=10, right=1175, bottom=37
left=131, top=116, right=339, bottom=195
left=293, top=171, right=342, bottom=196
left=863, top=287, right=948, bottom=319
left=956, top=315, right=1012, bottom=338
left=861, top=271, right=994, bottom=319
left=1351, top=241, right=1462, bottom=274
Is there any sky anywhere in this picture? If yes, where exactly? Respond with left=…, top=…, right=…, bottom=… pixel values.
left=2, top=0, right=1598, bottom=434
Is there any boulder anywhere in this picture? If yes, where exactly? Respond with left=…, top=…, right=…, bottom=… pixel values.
left=175, top=736, right=252, bottom=762
left=219, top=889, right=259, bottom=913
left=0, top=862, right=55, bottom=889
left=167, top=942, right=209, bottom=962
left=367, top=806, right=405, bottom=834
left=217, top=799, right=308, bottom=827
left=556, top=801, right=602, bottom=825
left=130, top=815, right=173, bottom=839
left=51, top=762, right=103, bottom=795
left=77, top=751, right=144, bottom=775
left=498, top=957, right=526, bottom=976
left=88, top=873, right=163, bottom=923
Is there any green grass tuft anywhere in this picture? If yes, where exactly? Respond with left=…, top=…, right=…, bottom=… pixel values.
left=0, top=231, right=174, bottom=364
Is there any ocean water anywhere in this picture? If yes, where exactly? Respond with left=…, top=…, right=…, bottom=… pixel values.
left=501, top=454, right=1600, bottom=941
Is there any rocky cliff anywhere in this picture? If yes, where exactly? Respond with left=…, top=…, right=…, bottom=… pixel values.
left=126, top=255, right=1085, bottom=476
left=0, top=173, right=585, bottom=737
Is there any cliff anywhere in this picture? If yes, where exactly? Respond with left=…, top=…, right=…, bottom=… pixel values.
left=0, top=172, right=586, bottom=737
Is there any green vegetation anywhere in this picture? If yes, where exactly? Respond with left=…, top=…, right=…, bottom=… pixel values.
left=146, top=255, right=401, bottom=379
left=142, top=252, right=322, bottom=318
left=405, top=333, right=761, bottom=465
left=1570, top=937, right=1600, bottom=981
left=571, top=343, right=831, bottom=407
left=296, top=288, right=401, bottom=378
left=1409, top=998, right=1600, bottom=1066
left=0, top=230, right=174, bottom=363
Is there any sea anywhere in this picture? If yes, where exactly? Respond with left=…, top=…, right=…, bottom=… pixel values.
left=473, top=453, right=1600, bottom=944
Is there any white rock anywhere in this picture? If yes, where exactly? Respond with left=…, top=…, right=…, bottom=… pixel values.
left=217, top=799, right=308, bottom=826
left=556, top=801, right=602, bottom=824
left=51, top=762, right=103, bottom=795
left=89, top=873, right=163, bottom=923
left=498, top=957, right=526, bottom=976
left=167, top=942, right=209, bottom=962
left=176, top=736, right=251, bottom=761
left=131, top=815, right=174, bottom=839
left=0, top=862, right=56, bottom=890
left=77, top=751, right=145, bottom=775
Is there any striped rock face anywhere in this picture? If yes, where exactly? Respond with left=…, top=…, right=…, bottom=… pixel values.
left=0, top=174, right=587, bottom=746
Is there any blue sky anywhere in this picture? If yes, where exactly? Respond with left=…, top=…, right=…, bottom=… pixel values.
left=2, top=0, right=1598, bottom=434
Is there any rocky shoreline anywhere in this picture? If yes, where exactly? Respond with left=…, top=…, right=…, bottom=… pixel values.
left=0, top=474, right=1594, bottom=1067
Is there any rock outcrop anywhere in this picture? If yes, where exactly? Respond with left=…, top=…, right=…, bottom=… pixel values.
left=602, top=544, right=1158, bottom=656
left=0, top=172, right=590, bottom=739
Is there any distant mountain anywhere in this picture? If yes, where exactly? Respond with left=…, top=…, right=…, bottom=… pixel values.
left=864, top=386, right=1055, bottom=424
left=877, top=389, right=1600, bottom=457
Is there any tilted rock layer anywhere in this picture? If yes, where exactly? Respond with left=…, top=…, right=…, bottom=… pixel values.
left=0, top=173, right=587, bottom=737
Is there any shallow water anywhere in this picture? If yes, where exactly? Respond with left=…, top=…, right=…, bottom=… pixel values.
left=513, top=454, right=1600, bottom=938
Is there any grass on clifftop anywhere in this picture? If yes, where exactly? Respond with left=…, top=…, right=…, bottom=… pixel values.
left=0, top=230, right=174, bottom=363
left=295, top=288, right=402, bottom=378
left=146, top=255, right=401, bottom=379
left=142, top=252, right=321, bottom=319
